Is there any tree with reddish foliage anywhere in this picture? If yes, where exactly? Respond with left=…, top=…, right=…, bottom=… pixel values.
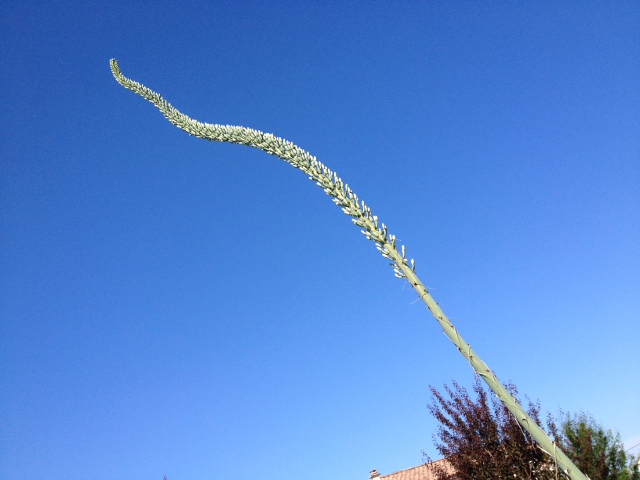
left=424, top=379, right=558, bottom=480
left=425, top=381, right=640, bottom=480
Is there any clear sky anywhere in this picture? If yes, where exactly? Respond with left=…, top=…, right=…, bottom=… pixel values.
left=1, top=1, right=638, bottom=479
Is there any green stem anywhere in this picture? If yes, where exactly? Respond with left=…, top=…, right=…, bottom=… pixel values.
left=109, top=59, right=588, bottom=480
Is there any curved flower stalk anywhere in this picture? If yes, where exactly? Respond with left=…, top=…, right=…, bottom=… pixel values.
left=109, top=59, right=587, bottom=480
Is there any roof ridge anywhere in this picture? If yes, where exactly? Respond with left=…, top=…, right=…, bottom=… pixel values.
left=380, top=458, right=447, bottom=478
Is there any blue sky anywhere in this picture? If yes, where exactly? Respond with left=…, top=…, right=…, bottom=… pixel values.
left=1, top=1, right=638, bottom=479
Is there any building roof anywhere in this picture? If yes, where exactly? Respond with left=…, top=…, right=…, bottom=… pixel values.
left=373, top=458, right=453, bottom=480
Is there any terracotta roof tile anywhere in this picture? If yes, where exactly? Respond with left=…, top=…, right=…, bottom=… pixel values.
left=379, top=459, right=453, bottom=480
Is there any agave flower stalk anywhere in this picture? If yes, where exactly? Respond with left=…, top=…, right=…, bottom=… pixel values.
left=109, top=59, right=587, bottom=480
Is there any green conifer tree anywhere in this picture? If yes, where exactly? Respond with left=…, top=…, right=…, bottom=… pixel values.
left=551, top=412, right=640, bottom=480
